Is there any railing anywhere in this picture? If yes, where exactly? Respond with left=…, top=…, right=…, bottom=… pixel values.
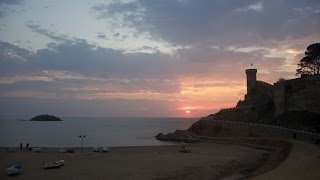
left=207, top=119, right=320, bottom=137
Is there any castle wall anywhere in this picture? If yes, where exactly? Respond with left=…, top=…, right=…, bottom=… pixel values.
left=286, top=89, right=320, bottom=113
left=241, top=69, right=319, bottom=117
left=280, top=74, right=320, bottom=114
left=274, top=82, right=286, bottom=116
left=286, top=90, right=308, bottom=111
left=298, top=75, right=320, bottom=113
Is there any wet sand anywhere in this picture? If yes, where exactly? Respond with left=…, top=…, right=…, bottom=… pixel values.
left=1, top=143, right=270, bottom=180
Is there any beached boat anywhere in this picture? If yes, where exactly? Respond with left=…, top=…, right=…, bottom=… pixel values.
left=93, top=147, right=110, bottom=152
left=6, top=164, right=22, bottom=175
left=59, top=148, right=67, bottom=153
left=43, top=160, right=64, bottom=169
left=93, top=147, right=99, bottom=152
left=6, top=148, right=15, bottom=153
left=32, top=147, right=42, bottom=153
left=179, top=145, right=191, bottom=153
left=66, top=148, right=75, bottom=153
left=101, top=147, right=110, bottom=152
left=59, top=148, right=75, bottom=153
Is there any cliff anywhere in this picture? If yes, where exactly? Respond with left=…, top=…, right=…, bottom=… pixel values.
left=30, top=114, right=62, bottom=121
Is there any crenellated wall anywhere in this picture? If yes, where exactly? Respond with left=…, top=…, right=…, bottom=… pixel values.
left=235, top=69, right=319, bottom=119
left=273, top=74, right=320, bottom=115
left=273, top=81, right=286, bottom=116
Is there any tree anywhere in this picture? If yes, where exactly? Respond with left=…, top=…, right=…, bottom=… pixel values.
left=296, top=43, right=320, bottom=75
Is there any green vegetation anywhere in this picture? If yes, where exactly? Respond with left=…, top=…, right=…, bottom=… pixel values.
left=297, top=43, right=320, bottom=75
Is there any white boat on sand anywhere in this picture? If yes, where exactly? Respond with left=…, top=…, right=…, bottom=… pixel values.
left=93, top=147, right=110, bottom=152
left=6, top=164, right=22, bottom=175
left=43, top=160, right=64, bottom=169
left=32, top=147, right=42, bottom=153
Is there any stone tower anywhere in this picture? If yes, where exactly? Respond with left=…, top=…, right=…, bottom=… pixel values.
left=246, top=68, right=257, bottom=95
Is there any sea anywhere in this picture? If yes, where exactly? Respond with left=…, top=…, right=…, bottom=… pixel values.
left=0, top=117, right=199, bottom=147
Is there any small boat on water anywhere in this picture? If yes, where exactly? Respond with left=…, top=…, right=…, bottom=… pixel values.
left=6, top=164, right=22, bottom=175
left=43, top=160, right=64, bottom=169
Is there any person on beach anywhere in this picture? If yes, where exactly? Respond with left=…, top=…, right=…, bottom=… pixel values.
left=293, top=132, right=297, bottom=139
left=26, top=143, right=29, bottom=150
left=20, top=143, right=22, bottom=150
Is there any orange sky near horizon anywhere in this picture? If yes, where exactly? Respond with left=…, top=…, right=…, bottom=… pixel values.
left=0, top=0, right=319, bottom=117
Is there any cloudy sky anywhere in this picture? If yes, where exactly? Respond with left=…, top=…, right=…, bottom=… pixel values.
left=0, top=0, right=319, bottom=117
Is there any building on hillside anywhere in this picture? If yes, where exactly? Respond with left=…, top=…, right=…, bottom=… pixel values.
left=237, top=68, right=320, bottom=116
left=236, top=68, right=273, bottom=115
left=274, top=74, right=320, bottom=116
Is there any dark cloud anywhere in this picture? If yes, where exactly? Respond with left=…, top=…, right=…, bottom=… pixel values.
left=113, top=32, right=120, bottom=37
left=26, top=23, right=72, bottom=43
left=93, top=0, right=320, bottom=47
left=97, top=33, right=107, bottom=39
left=0, top=41, right=30, bottom=56
left=0, top=0, right=23, bottom=18
left=26, top=40, right=177, bottom=79
left=0, top=41, right=36, bottom=76
left=4, top=0, right=316, bottom=117
left=0, top=38, right=291, bottom=117
left=0, top=37, right=271, bottom=110
left=0, top=34, right=288, bottom=82
left=98, top=34, right=106, bottom=39
left=0, top=0, right=22, bottom=5
left=0, top=39, right=181, bottom=98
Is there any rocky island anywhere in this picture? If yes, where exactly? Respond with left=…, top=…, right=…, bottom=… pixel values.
left=30, top=114, right=63, bottom=121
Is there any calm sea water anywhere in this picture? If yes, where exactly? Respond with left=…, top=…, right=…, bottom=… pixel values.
left=0, top=117, right=199, bottom=147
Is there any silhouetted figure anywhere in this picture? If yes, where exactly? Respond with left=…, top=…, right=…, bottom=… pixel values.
left=20, top=143, right=22, bottom=150
left=293, top=132, right=297, bottom=139
left=26, top=143, right=29, bottom=150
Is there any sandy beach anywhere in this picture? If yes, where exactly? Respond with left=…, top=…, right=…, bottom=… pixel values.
left=1, top=143, right=271, bottom=180
left=253, top=140, right=320, bottom=180
left=2, top=140, right=320, bottom=180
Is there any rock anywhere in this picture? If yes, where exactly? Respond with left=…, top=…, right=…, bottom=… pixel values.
left=155, top=133, right=165, bottom=140
left=30, top=114, right=62, bottom=121
left=155, top=130, right=200, bottom=143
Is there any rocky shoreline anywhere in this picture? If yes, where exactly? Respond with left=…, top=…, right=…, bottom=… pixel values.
left=155, top=130, right=200, bottom=143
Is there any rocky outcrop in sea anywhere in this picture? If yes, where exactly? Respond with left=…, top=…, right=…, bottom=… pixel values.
left=30, top=114, right=62, bottom=121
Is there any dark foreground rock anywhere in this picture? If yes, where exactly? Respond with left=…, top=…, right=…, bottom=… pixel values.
left=30, top=114, right=62, bottom=121
left=155, top=130, right=200, bottom=143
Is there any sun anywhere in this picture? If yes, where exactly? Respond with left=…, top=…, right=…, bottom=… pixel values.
left=185, top=110, right=191, bottom=114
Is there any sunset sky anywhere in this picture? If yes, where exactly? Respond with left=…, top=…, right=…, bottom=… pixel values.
left=0, top=0, right=319, bottom=117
